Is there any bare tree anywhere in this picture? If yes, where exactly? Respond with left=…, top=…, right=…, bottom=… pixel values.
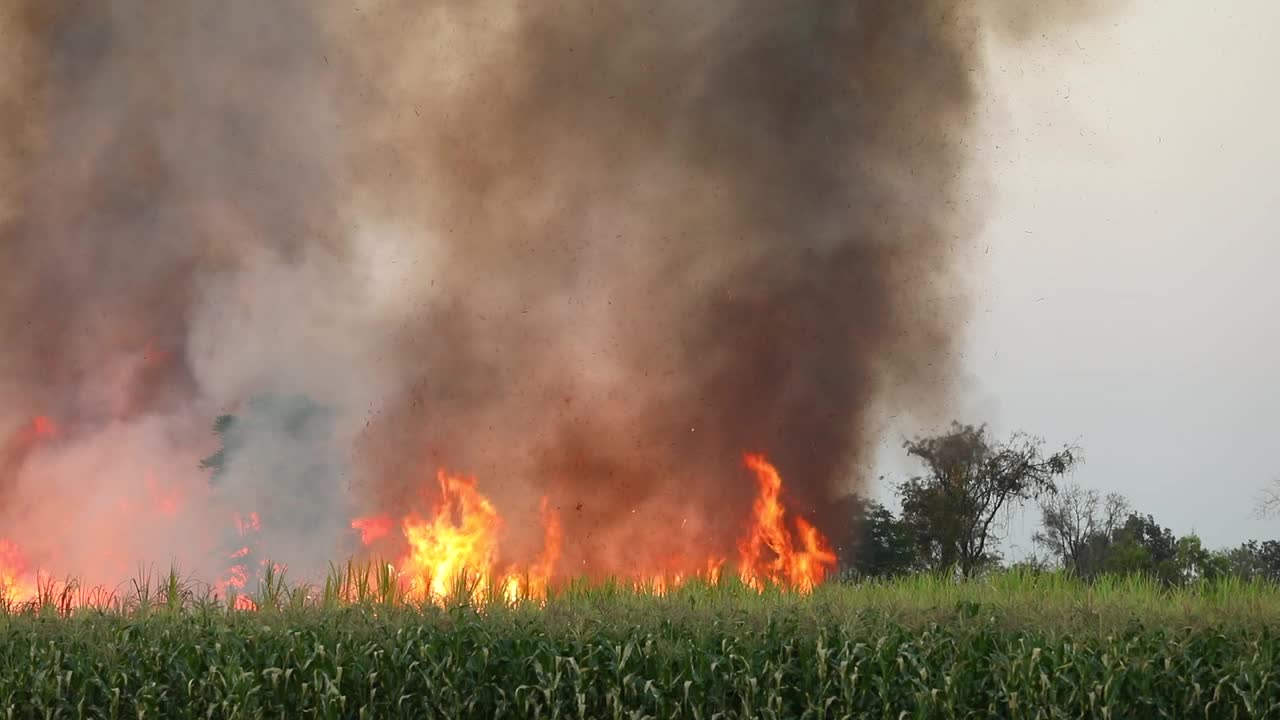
left=1033, top=483, right=1128, bottom=578
left=1255, top=476, right=1280, bottom=519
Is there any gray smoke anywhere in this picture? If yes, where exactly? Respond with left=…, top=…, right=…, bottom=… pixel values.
left=0, top=1, right=1117, bottom=585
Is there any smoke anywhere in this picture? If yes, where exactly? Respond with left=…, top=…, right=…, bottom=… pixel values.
left=0, top=1, right=1116, bottom=584
left=0, top=1, right=381, bottom=582
left=343, top=1, right=1009, bottom=574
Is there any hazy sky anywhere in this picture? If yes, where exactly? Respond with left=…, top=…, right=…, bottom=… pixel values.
left=869, top=0, right=1280, bottom=554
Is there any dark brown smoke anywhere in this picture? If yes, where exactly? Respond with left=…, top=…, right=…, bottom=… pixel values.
left=345, top=1, right=990, bottom=574
left=0, top=1, right=1115, bottom=580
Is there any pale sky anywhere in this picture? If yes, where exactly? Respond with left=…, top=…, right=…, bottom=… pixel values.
left=871, top=0, right=1280, bottom=555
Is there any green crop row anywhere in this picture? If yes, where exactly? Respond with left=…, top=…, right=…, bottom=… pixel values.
left=9, top=563, right=1280, bottom=628
left=1, top=608, right=1277, bottom=718
left=1, top=570, right=1279, bottom=719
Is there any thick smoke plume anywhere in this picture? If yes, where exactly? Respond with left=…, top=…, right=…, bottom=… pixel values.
left=0, top=2, right=1111, bottom=583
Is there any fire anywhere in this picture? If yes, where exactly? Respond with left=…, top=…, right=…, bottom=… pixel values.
left=0, top=539, right=35, bottom=603
left=505, top=497, right=562, bottom=602
left=380, top=470, right=563, bottom=604
left=236, top=512, right=262, bottom=535
left=2, top=404, right=832, bottom=608
left=400, top=470, right=503, bottom=600
left=0, top=417, right=58, bottom=604
left=351, top=515, right=394, bottom=545
left=737, top=454, right=837, bottom=592
left=353, top=453, right=834, bottom=605
left=214, top=511, right=265, bottom=603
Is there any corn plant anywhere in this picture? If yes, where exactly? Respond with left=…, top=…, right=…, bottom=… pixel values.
left=0, top=569, right=1278, bottom=717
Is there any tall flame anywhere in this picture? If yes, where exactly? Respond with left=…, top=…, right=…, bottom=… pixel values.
left=737, top=454, right=837, bottom=592
left=2, top=408, right=833, bottom=607
left=390, top=470, right=564, bottom=604
left=0, top=417, right=58, bottom=604
left=0, top=539, right=35, bottom=603
left=400, top=469, right=504, bottom=601
left=213, top=511, right=264, bottom=605
left=352, top=452, right=834, bottom=605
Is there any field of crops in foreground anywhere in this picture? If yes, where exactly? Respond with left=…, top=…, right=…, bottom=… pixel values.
left=1, top=571, right=1279, bottom=719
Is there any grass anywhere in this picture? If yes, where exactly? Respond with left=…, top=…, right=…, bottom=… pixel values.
left=1, top=567, right=1278, bottom=717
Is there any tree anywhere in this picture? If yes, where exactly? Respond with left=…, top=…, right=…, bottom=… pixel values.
left=1104, top=513, right=1180, bottom=585
left=1005, top=550, right=1055, bottom=576
left=824, top=493, right=866, bottom=571
left=895, top=423, right=1079, bottom=577
left=1218, top=540, right=1280, bottom=583
left=828, top=494, right=918, bottom=579
left=853, top=501, right=918, bottom=578
left=1173, top=534, right=1227, bottom=584
left=1256, top=476, right=1280, bottom=519
left=199, top=413, right=241, bottom=484
left=1033, top=484, right=1128, bottom=579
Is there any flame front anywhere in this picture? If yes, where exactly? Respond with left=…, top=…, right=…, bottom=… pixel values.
left=354, top=452, right=833, bottom=605
left=1, top=411, right=832, bottom=607
left=400, top=469, right=504, bottom=601
left=397, top=471, right=561, bottom=604
left=0, top=418, right=56, bottom=604
left=0, top=539, right=35, bottom=603
left=213, top=511, right=264, bottom=604
left=737, top=454, right=838, bottom=592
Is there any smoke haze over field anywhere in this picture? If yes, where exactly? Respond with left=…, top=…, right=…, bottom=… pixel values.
left=0, top=2, right=1117, bottom=583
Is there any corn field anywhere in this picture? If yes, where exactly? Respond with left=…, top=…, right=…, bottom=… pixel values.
left=1, top=568, right=1278, bottom=718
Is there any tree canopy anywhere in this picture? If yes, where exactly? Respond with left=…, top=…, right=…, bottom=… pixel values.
left=832, top=421, right=1278, bottom=588
left=894, top=423, right=1079, bottom=577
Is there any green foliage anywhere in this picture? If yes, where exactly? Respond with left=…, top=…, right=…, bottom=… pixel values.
left=197, top=413, right=239, bottom=482
left=1, top=571, right=1279, bottom=718
left=896, top=423, right=1079, bottom=577
left=854, top=423, right=1280, bottom=591
left=834, top=496, right=918, bottom=578
left=1104, top=513, right=1182, bottom=585
left=1219, top=540, right=1280, bottom=583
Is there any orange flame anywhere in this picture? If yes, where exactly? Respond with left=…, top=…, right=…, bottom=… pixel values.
left=0, top=539, right=35, bottom=603
left=388, top=470, right=560, bottom=603
left=348, top=469, right=566, bottom=605
left=737, top=453, right=837, bottom=591
left=501, top=497, right=562, bottom=603
left=351, top=515, right=394, bottom=546
left=236, top=512, right=261, bottom=535
left=3, top=403, right=833, bottom=608
left=0, top=420, right=57, bottom=604
left=399, top=469, right=503, bottom=601
left=214, top=512, right=264, bottom=601
left=357, top=452, right=832, bottom=605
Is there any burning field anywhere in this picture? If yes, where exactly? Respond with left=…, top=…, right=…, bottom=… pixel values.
left=2, top=405, right=835, bottom=605
left=0, top=2, right=1114, bottom=605
left=6, top=3, right=1258, bottom=719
